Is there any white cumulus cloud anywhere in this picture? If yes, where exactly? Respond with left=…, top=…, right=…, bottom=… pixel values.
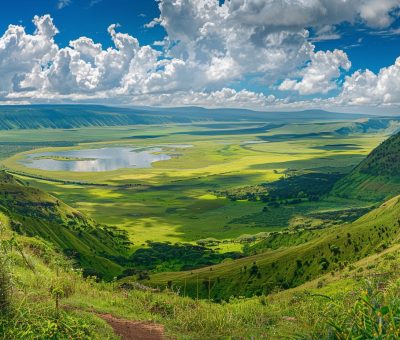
left=337, top=58, right=400, bottom=106
left=1, top=0, right=400, bottom=111
left=0, top=15, right=58, bottom=93
left=279, top=49, right=351, bottom=95
left=130, top=88, right=278, bottom=109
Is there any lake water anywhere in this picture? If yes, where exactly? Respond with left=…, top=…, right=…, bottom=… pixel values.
left=19, top=146, right=189, bottom=172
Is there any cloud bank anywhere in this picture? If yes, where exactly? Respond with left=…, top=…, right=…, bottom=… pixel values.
left=1, top=0, right=400, bottom=112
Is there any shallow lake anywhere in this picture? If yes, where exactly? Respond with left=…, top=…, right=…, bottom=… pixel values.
left=19, top=146, right=190, bottom=172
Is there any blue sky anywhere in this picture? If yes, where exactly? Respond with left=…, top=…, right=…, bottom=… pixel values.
left=314, top=21, right=400, bottom=73
left=3, top=1, right=399, bottom=72
left=0, top=0, right=165, bottom=47
left=1, top=0, right=400, bottom=113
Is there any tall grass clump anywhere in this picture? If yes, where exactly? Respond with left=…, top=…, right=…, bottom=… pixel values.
left=0, top=214, right=117, bottom=339
left=0, top=252, right=11, bottom=314
left=0, top=216, right=11, bottom=314
left=327, top=279, right=400, bottom=339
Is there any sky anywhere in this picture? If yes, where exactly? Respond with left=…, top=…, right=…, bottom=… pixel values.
left=1, top=0, right=400, bottom=113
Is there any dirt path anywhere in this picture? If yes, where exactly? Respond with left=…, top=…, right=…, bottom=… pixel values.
left=98, top=313, right=166, bottom=340
left=62, top=306, right=166, bottom=340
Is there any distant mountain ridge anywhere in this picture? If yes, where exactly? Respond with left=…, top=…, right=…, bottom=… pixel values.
left=0, top=104, right=370, bottom=130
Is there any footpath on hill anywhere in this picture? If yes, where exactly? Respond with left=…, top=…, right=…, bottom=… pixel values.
left=62, top=305, right=166, bottom=340
left=98, top=313, right=166, bottom=340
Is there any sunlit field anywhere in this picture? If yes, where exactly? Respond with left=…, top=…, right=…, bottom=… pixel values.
left=0, top=121, right=386, bottom=248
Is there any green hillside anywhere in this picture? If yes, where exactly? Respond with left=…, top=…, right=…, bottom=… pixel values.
left=146, top=195, right=400, bottom=300
left=333, top=130, right=400, bottom=201
left=0, top=171, right=130, bottom=279
left=2, top=208, right=400, bottom=339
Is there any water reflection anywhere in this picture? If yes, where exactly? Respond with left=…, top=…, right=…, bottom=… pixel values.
left=20, top=147, right=177, bottom=172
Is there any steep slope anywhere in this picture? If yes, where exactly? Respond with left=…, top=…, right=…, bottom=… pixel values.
left=146, top=195, right=400, bottom=300
left=332, top=130, right=400, bottom=201
left=0, top=171, right=130, bottom=279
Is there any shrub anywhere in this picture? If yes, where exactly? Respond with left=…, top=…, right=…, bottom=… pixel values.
left=259, top=295, right=267, bottom=306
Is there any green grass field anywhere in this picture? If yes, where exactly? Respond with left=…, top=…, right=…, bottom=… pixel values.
left=0, top=122, right=387, bottom=248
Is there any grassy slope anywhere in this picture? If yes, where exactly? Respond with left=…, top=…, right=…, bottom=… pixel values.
left=333, top=130, right=400, bottom=201
left=0, top=171, right=130, bottom=279
left=2, top=209, right=400, bottom=339
left=146, top=194, right=400, bottom=300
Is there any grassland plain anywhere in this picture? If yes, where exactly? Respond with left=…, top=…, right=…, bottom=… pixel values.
left=0, top=121, right=387, bottom=249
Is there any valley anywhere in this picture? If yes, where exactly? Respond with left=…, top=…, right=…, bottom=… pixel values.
left=0, top=112, right=387, bottom=251
left=2, top=2, right=400, bottom=337
left=0, top=106, right=395, bottom=260
left=2, top=105, right=400, bottom=338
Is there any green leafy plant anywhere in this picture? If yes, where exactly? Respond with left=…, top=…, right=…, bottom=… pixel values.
left=328, top=285, right=400, bottom=339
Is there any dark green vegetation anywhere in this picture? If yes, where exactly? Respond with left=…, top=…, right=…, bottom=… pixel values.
left=125, top=241, right=242, bottom=274
left=0, top=171, right=130, bottom=279
left=333, top=129, right=400, bottom=201
left=216, top=172, right=343, bottom=202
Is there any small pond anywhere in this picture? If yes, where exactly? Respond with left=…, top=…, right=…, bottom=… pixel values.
left=19, top=145, right=190, bottom=172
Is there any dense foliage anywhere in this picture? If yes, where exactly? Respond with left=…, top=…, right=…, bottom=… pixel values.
left=128, top=241, right=243, bottom=273
left=216, top=172, right=343, bottom=203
